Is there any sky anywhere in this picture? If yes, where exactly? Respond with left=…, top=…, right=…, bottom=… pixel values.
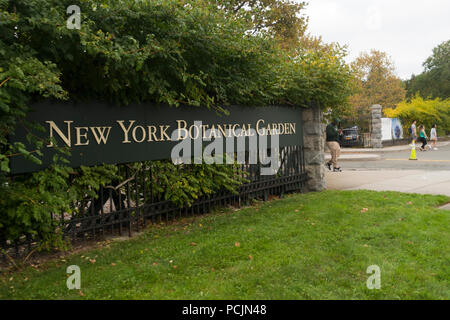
left=302, top=0, right=450, bottom=79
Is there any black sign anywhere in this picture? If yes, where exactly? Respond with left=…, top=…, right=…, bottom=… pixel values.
left=10, top=101, right=303, bottom=174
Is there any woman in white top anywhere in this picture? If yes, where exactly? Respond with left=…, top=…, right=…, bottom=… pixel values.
left=430, top=124, right=438, bottom=150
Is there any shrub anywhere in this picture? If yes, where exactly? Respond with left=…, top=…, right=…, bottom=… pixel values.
left=384, top=95, right=450, bottom=136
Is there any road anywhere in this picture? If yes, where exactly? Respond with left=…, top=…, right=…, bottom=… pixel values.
left=325, top=142, right=450, bottom=197
left=340, top=143, right=450, bottom=171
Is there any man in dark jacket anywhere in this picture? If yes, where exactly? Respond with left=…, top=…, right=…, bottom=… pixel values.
left=326, top=118, right=342, bottom=172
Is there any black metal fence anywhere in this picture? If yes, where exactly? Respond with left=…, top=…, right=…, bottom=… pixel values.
left=1, top=145, right=307, bottom=262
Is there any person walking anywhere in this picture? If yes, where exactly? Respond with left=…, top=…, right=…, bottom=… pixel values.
left=326, top=118, right=342, bottom=172
left=430, top=124, right=438, bottom=150
left=410, top=120, right=417, bottom=143
left=418, top=125, right=429, bottom=151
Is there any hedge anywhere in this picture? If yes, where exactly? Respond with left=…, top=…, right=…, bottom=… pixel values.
left=0, top=0, right=353, bottom=249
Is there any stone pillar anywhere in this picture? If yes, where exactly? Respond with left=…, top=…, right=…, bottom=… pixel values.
left=370, top=104, right=382, bottom=148
left=302, top=106, right=325, bottom=192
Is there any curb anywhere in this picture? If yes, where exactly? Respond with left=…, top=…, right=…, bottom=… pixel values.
left=325, top=154, right=381, bottom=162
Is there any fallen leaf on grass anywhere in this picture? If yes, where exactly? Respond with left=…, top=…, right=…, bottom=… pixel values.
left=235, top=242, right=240, bottom=247
left=248, top=255, right=253, bottom=260
left=89, top=259, right=96, bottom=264
left=111, top=263, right=116, bottom=266
left=152, top=262, right=158, bottom=266
left=190, top=242, right=197, bottom=246
left=360, top=208, right=369, bottom=213
left=79, top=290, right=85, bottom=296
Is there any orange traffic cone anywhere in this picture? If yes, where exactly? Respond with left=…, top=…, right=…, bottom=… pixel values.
left=409, top=140, right=417, bottom=160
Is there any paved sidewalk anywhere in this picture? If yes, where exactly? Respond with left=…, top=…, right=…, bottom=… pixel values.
left=326, top=169, right=450, bottom=197
left=325, top=154, right=381, bottom=161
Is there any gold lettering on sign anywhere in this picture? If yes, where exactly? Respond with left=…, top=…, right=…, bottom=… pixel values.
left=147, top=126, right=159, bottom=142
left=46, top=121, right=73, bottom=147
left=256, top=119, right=265, bottom=136
left=216, top=124, right=227, bottom=138
left=90, top=127, right=112, bottom=144
left=43, top=119, right=297, bottom=150
left=117, top=120, right=136, bottom=144
left=202, top=124, right=210, bottom=138
left=209, top=124, right=218, bottom=139
left=240, top=124, right=248, bottom=137
left=285, top=123, right=291, bottom=134
left=189, top=124, right=200, bottom=140
left=265, top=123, right=273, bottom=135
left=289, top=123, right=296, bottom=134
left=132, top=125, right=146, bottom=143
left=247, top=124, right=255, bottom=136
left=232, top=124, right=240, bottom=137
left=176, top=120, right=188, bottom=140
left=75, top=127, right=89, bottom=146
left=272, top=123, right=278, bottom=134
left=160, top=125, right=171, bottom=141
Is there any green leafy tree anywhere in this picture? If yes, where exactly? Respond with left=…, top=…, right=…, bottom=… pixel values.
left=212, top=0, right=308, bottom=50
left=347, top=50, right=406, bottom=130
left=405, top=40, right=450, bottom=99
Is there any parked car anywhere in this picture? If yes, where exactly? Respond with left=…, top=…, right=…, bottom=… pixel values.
left=339, top=126, right=360, bottom=147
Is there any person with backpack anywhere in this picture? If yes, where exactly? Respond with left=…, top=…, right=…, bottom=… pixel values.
left=325, top=118, right=342, bottom=172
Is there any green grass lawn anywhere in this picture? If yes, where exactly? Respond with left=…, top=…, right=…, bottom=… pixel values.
left=1, top=190, right=449, bottom=300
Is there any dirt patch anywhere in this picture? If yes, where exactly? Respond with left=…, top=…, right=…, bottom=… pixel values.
left=438, top=202, right=450, bottom=210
